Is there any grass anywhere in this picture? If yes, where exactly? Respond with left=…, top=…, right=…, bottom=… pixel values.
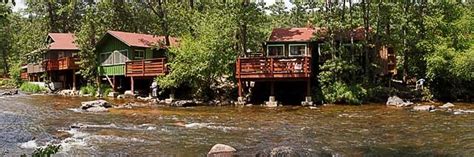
left=19, top=82, right=46, bottom=93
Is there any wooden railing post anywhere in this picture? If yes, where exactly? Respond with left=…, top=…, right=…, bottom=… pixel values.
left=270, top=58, right=274, bottom=77
left=142, top=59, right=145, bottom=76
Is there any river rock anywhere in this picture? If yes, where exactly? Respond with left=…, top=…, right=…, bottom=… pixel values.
left=386, top=96, right=413, bottom=107
left=453, top=109, right=474, bottom=115
left=439, top=102, right=455, bottom=109
left=170, top=100, right=197, bottom=107
left=81, top=100, right=112, bottom=110
left=413, top=105, right=435, bottom=111
left=256, top=146, right=300, bottom=157
left=58, top=89, right=79, bottom=96
left=86, top=106, right=109, bottom=112
left=207, top=144, right=236, bottom=157
left=1, top=89, right=18, bottom=96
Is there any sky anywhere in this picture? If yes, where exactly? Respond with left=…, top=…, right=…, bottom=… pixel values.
left=12, top=0, right=294, bottom=12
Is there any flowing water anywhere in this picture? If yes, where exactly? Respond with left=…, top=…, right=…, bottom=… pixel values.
left=1, top=90, right=473, bottom=156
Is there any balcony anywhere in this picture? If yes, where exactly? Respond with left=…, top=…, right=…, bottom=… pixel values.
left=125, top=58, right=167, bottom=77
left=44, top=57, right=79, bottom=71
left=236, top=56, right=311, bottom=80
left=27, top=64, right=45, bottom=74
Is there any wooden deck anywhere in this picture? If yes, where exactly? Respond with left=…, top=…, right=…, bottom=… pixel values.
left=27, top=64, right=45, bottom=73
left=44, top=57, right=79, bottom=71
left=125, top=58, right=167, bottom=77
left=236, top=56, right=311, bottom=80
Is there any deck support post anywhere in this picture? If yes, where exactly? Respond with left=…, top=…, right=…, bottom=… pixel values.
left=265, top=81, right=278, bottom=107
left=130, top=76, right=135, bottom=94
left=72, top=70, right=76, bottom=90
left=236, top=79, right=246, bottom=105
left=112, top=75, right=116, bottom=91
left=302, top=79, right=313, bottom=106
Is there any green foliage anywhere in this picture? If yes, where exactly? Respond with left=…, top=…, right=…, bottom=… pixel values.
left=80, top=84, right=97, bottom=96
left=19, top=82, right=46, bottom=93
left=322, top=81, right=367, bottom=104
left=8, top=61, right=22, bottom=86
left=99, top=84, right=112, bottom=97
left=0, top=78, right=16, bottom=88
left=28, top=144, right=61, bottom=157
left=319, top=59, right=367, bottom=104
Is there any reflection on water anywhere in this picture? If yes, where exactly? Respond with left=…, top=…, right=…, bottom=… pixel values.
left=0, top=92, right=473, bottom=156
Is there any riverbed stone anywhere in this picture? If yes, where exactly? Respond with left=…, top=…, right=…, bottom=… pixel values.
left=86, top=106, right=109, bottom=112
left=439, top=102, right=455, bottom=109
left=256, top=146, right=299, bottom=157
left=170, top=100, right=197, bottom=107
left=108, top=92, right=119, bottom=98
left=81, top=100, right=112, bottom=110
left=413, top=105, right=435, bottom=111
left=386, top=96, right=413, bottom=107
left=1, top=89, right=18, bottom=96
left=207, top=144, right=236, bottom=157
left=58, top=89, right=78, bottom=96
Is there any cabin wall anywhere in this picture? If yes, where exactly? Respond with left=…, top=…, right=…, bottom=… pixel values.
left=97, top=36, right=131, bottom=76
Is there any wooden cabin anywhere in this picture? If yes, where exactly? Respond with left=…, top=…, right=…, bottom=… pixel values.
left=96, top=31, right=178, bottom=95
left=236, top=27, right=396, bottom=105
left=26, top=33, right=80, bottom=90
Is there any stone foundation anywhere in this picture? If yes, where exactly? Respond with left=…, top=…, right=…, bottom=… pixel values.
left=264, top=96, right=278, bottom=107
left=301, top=96, right=313, bottom=106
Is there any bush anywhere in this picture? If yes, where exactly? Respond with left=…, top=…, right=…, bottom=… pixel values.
left=21, top=144, right=61, bottom=157
left=19, top=82, right=46, bottom=93
left=80, top=84, right=97, bottom=96
left=8, top=62, right=23, bottom=86
left=80, top=84, right=113, bottom=97
left=99, top=84, right=112, bottom=97
left=322, top=81, right=367, bottom=104
left=0, top=78, right=17, bottom=88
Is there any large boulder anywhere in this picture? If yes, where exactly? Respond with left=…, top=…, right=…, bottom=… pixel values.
left=170, top=100, right=197, bottom=107
left=207, top=144, right=236, bottom=157
left=386, top=96, right=413, bottom=107
left=413, top=105, right=435, bottom=111
left=81, top=100, right=112, bottom=110
left=439, top=102, right=455, bottom=109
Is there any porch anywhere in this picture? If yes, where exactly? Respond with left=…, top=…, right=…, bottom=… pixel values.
left=125, top=58, right=167, bottom=77
left=44, top=57, right=80, bottom=71
left=236, top=56, right=312, bottom=79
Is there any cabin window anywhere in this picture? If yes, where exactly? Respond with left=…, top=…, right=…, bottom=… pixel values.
left=101, top=50, right=129, bottom=65
left=267, top=45, right=284, bottom=57
left=289, top=44, right=307, bottom=56
left=134, top=49, right=145, bottom=60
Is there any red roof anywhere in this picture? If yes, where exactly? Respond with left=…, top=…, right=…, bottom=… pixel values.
left=48, top=33, right=79, bottom=50
left=269, top=27, right=318, bottom=42
left=106, top=30, right=178, bottom=48
left=268, top=27, right=368, bottom=42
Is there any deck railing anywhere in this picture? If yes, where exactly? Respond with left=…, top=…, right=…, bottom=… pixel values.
left=27, top=64, right=45, bottom=73
left=125, top=58, right=167, bottom=77
left=58, top=57, right=80, bottom=70
left=236, top=56, right=312, bottom=79
left=44, top=57, right=79, bottom=71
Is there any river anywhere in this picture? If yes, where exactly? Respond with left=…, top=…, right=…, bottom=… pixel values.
left=1, top=91, right=473, bottom=156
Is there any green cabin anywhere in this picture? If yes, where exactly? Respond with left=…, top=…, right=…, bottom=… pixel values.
left=96, top=30, right=177, bottom=94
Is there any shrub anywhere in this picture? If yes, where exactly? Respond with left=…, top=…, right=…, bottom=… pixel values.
left=8, top=62, right=23, bottom=86
left=99, top=84, right=112, bottom=97
left=322, top=81, right=367, bottom=104
left=21, top=144, right=61, bottom=157
left=80, top=84, right=97, bottom=96
left=19, top=82, right=46, bottom=93
left=0, top=78, right=17, bottom=88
